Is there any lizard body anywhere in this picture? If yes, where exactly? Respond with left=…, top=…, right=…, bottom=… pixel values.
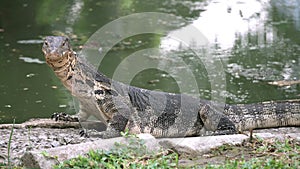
left=42, top=36, right=300, bottom=138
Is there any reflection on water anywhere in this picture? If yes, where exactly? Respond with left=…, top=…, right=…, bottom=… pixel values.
left=194, top=0, right=271, bottom=49
left=0, top=0, right=299, bottom=123
left=19, top=56, right=45, bottom=64
left=159, top=0, right=299, bottom=103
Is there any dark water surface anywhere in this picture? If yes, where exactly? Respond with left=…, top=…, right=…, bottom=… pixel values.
left=0, top=0, right=299, bottom=123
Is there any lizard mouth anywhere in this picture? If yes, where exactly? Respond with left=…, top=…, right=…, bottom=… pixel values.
left=44, top=51, right=68, bottom=62
left=44, top=51, right=71, bottom=69
left=45, top=54, right=62, bottom=61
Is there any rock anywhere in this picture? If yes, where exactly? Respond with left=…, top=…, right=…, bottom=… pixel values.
left=50, top=141, right=61, bottom=147
left=21, top=134, right=160, bottom=169
left=38, top=134, right=48, bottom=140
left=137, top=134, right=161, bottom=152
left=253, top=133, right=275, bottom=139
left=159, top=131, right=300, bottom=158
left=63, top=137, right=73, bottom=144
left=253, top=132, right=300, bottom=141
left=158, top=134, right=249, bottom=156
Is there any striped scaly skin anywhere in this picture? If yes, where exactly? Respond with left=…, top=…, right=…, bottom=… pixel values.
left=43, top=36, right=300, bottom=138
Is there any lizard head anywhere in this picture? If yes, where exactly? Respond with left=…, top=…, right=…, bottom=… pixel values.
left=42, top=36, right=72, bottom=62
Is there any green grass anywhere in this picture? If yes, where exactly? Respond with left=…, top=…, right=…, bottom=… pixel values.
left=203, top=136, right=300, bottom=169
left=54, top=131, right=178, bottom=169
left=205, top=157, right=299, bottom=169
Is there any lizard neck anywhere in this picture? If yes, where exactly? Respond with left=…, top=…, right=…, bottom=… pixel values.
left=46, top=50, right=77, bottom=91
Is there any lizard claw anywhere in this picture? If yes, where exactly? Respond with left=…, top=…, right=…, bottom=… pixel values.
left=79, top=129, right=90, bottom=138
left=51, top=112, right=79, bottom=122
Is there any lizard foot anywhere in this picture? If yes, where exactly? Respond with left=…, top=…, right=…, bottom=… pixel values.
left=79, top=128, right=121, bottom=139
left=51, top=112, right=79, bottom=122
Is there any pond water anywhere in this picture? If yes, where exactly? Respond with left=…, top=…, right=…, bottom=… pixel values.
left=0, top=0, right=299, bottom=123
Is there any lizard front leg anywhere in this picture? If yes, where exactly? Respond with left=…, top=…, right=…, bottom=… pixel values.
left=51, top=103, right=90, bottom=122
left=51, top=112, right=80, bottom=122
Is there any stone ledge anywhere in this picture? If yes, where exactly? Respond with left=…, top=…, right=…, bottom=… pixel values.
left=21, top=134, right=159, bottom=169
left=20, top=131, right=300, bottom=169
left=158, top=134, right=249, bottom=156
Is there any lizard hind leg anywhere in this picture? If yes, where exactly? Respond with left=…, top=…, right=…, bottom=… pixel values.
left=199, top=104, right=237, bottom=135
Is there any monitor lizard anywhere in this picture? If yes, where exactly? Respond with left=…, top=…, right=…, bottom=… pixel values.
left=42, top=36, right=300, bottom=138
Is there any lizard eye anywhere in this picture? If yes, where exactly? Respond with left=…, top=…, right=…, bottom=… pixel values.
left=44, top=41, right=48, bottom=46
